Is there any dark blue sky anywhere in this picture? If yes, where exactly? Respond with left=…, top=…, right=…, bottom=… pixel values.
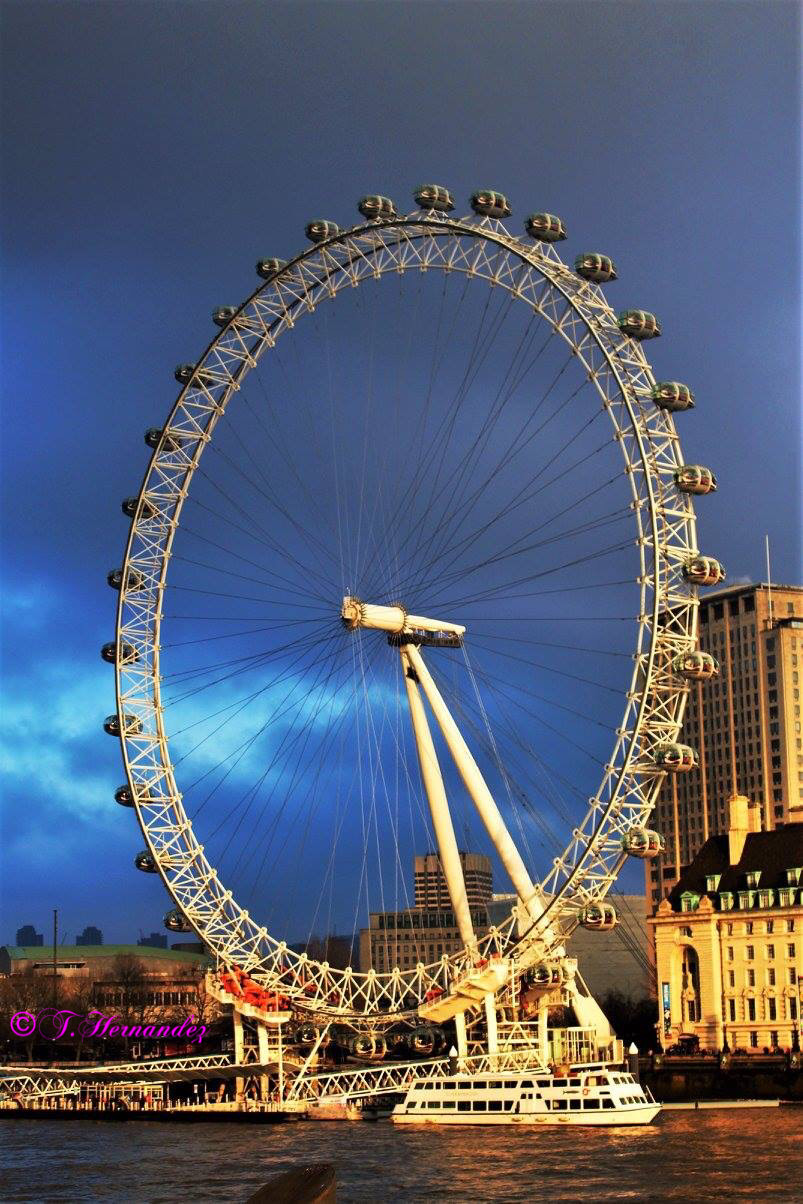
left=1, top=1, right=800, bottom=947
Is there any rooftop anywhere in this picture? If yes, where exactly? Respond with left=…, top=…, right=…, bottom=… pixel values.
left=667, top=823, right=803, bottom=912
left=1, top=944, right=211, bottom=965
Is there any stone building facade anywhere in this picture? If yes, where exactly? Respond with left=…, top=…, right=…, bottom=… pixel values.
left=649, top=795, right=803, bottom=1051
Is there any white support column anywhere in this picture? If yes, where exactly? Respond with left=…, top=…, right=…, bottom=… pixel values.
left=232, top=1009, right=245, bottom=1108
left=405, top=643, right=542, bottom=925
left=455, top=1011, right=468, bottom=1059
left=257, top=1021, right=271, bottom=1102
left=484, top=993, right=498, bottom=1055
left=538, top=996, right=549, bottom=1068
left=401, top=649, right=475, bottom=950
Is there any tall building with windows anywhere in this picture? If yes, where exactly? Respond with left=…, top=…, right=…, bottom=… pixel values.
left=76, top=925, right=103, bottom=946
left=414, top=851, right=492, bottom=909
left=649, top=582, right=803, bottom=910
left=360, top=851, right=493, bottom=973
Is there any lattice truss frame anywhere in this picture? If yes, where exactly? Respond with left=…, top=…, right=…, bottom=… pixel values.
left=113, top=210, right=701, bottom=1020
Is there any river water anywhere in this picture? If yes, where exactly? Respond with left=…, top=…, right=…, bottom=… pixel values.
left=2, top=1109, right=801, bottom=1202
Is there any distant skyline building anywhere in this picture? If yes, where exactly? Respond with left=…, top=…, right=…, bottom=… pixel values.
left=137, top=932, right=168, bottom=950
left=651, top=582, right=803, bottom=910
left=414, top=851, right=492, bottom=909
left=76, top=925, right=103, bottom=946
left=15, top=925, right=43, bottom=947
left=360, top=851, right=493, bottom=973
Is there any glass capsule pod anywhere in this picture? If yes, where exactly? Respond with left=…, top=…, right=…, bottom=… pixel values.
left=144, top=427, right=180, bottom=452
left=672, top=650, right=719, bottom=681
left=305, top=220, right=340, bottom=243
left=101, top=641, right=139, bottom=665
left=532, top=962, right=565, bottom=987
left=580, top=903, right=618, bottom=931
left=674, top=464, right=717, bottom=495
left=524, top=212, right=566, bottom=242
left=174, top=362, right=218, bottom=389
left=122, top=496, right=157, bottom=520
left=652, top=741, right=698, bottom=771
left=682, top=555, right=726, bottom=587
left=351, top=1033, right=387, bottom=1060
left=297, top=1023, right=318, bottom=1045
left=414, top=184, right=454, bottom=212
left=134, top=850, right=158, bottom=874
left=114, top=785, right=135, bottom=807
left=618, top=309, right=661, bottom=339
left=410, top=1026, right=436, bottom=1054
left=212, top=306, right=237, bottom=327
left=651, top=381, right=695, bottom=412
left=164, top=908, right=192, bottom=933
left=103, top=713, right=143, bottom=737
left=575, top=253, right=618, bottom=283
left=621, top=828, right=665, bottom=859
left=107, top=567, right=145, bottom=592
left=256, top=257, right=287, bottom=279
left=470, top=190, right=512, bottom=218
left=358, top=194, right=397, bottom=220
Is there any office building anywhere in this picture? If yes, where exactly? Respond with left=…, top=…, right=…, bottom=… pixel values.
left=15, top=925, right=43, bottom=947
left=76, top=925, right=103, bottom=946
left=650, top=581, right=803, bottom=909
left=414, top=851, right=492, bottom=909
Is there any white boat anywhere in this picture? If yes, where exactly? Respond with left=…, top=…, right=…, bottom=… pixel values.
left=391, top=1064, right=660, bottom=1126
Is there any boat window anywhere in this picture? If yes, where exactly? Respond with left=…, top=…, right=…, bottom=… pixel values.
left=602, top=1099, right=614, bottom=1109
left=459, top=1082, right=472, bottom=1090
left=457, top=1101, right=471, bottom=1112
left=488, top=1100, right=503, bottom=1112
left=441, top=1100, right=455, bottom=1109
left=536, top=1079, right=550, bottom=1087
left=585, top=1099, right=601, bottom=1109
left=553, top=1078, right=567, bottom=1086
left=552, top=1099, right=567, bottom=1110
left=569, top=1100, right=582, bottom=1110
left=569, top=1079, right=581, bottom=1086
left=504, top=1080, right=518, bottom=1088
left=472, top=1100, right=487, bottom=1111
left=520, top=1080, right=534, bottom=1088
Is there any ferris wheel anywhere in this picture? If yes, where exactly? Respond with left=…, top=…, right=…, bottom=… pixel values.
left=106, top=185, right=721, bottom=1030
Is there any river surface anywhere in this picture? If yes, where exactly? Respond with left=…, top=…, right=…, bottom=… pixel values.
left=2, top=1109, right=801, bottom=1202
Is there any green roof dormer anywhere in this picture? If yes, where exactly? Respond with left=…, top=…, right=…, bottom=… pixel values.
left=745, top=870, right=762, bottom=888
left=785, top=868, right=802, bottom=886
left=680, top=891, right=700, bottom=913
left=706, top=873, right=722, bottom=892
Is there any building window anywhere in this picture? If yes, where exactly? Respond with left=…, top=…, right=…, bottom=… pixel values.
left=727, top=945, right=734, bottom=963
left=749, top=1031, right=758, bottom=1048
left=767, top=944, right=775, bottom=959
left=728, top=971, right=735, bottom=987
left=747, top=969, right=755, bottom=987
left=767, top=920, right=774, bottom=934
left=768, top=968, right=776, bottom=986
left=728, top=999, right=736, bottom=1021
left=746, top=945, right=755, bottom=960
left=788, top=944, right=797, bottom=958
left=790, top=968, right=797, bottom=985
left=768, top=997, right=777, bottom=1021
left=747, top=999, right=756, bottom=1021
left=746, top=921, right=754, bottom=933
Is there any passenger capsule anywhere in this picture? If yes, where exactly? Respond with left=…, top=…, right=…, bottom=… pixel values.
left=212, top=305, right=237, bottom=327
left=305, top=220, right=340, bottom=243
left=174, top=363, right=218, bottom=389
left=470, top=190, right=511, bottom=218
left=413, top=184, right=455, bottom=212
left=114, top=785, right=135, bottom=807
left=651, top=381, right=695, bottom=412
left=575, top=253, right=618, bottom=283
left=135, top=850, right=158, bottom=874
left=621, top=828, right=665, bottom=859
left=255, top=258, right=287, bottom=280
left=524, top=212, right=567, bottom=242
left=144, top=428, right=180, bottom=452
left=674, top=464, right=717, bottom=495
left=122, top=496, right=157, bottom=520
left=532, top=962, right=565, bottom=987
left=410, top=1027, right=436, bottom=1055
left=164, top=908, right=192, bottom=933
left=618, top=309, right=661, bottom=340
left=297, top=1023, right=318, bottom=1045
left=358, top=195, right=397, bottom=220
left=101, top=641, right=139, bottom=665
left=103, top=713, right=143, bottom=737
left=580, top=903, right=618, bottom=931
left=682, top=555, right=726, bottom=587
left=671, top=650, right=720, bottom=681
left=107, top=567, right=145, bottom=592
left=652, top=741, right=698, bottom=771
